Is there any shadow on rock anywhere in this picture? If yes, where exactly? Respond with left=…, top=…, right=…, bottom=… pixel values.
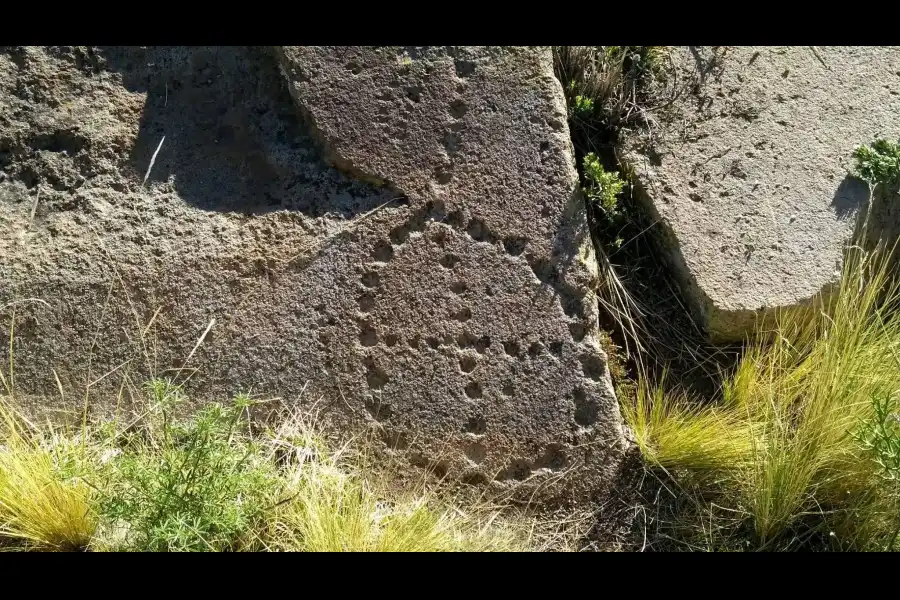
left=831, top=174, right=870, bottom=221
left=97, top=46, right=392, bottom=216
left=831, top=174, right=900, bottom=251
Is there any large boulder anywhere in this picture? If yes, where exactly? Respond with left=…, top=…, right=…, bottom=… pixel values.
left=623, top=46, right=900, bottom=342
left=0, top=46, right=626, bottom=500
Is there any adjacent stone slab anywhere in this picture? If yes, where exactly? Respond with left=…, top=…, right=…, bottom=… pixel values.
left=0, top=46, right=625, bottom=499
left=623, top=46, right=900, bottom=342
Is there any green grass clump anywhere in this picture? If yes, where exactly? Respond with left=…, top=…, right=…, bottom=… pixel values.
left=623, top=240, right=900, bottom=550
left=853, top=138, right=900, bottom=186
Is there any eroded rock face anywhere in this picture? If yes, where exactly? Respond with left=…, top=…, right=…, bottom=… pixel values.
left=624, top=46, right=900, bottom=342
left=0, top=46, right=626, bottom=500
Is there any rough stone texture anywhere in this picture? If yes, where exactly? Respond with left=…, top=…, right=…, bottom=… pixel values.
left=623, top=46, right=900, bottom=342
left=0, top=46, right=626, bottom=500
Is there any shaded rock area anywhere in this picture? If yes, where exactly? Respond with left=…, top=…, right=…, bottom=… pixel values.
left=0, top=46, right=626, bottom=501
left=623, top=46, right=900, bottom=342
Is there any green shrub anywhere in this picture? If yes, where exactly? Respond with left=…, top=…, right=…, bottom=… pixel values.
left=97, top=381, right=279, bottom=551
left=853, top=138, right=900, bottom=186
left=853, top=393, right=900, bottom=549
left=855, top=394, right=900, bottom=481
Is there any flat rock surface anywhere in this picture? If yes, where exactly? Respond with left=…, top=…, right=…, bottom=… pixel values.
left=624, top=46, right=900, bottom=341
left=0, top=46, right=625, bottom=500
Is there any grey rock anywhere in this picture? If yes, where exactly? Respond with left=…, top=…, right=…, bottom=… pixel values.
left=623, top=46, right=900, bottom=342
left=0, top=46, right=626, bottom=501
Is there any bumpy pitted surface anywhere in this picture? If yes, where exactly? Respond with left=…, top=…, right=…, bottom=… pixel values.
left=0, top=46, right=625, bottom=500
left=623, top=47, right=900, bottom=341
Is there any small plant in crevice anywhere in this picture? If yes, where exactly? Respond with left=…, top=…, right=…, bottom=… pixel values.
left=581, top=152, right=626, bottom=247
left=853, top=138, right=900, bottom=187
left=582, top=154, right=625, bottom=214
left=554, top=45, right=722, bottom=383
left=572, top=92, right=595, bottom=120
left=577, top=149, right=653, bottom=365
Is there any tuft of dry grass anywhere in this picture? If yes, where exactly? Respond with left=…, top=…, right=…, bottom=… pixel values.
left=261, top=409, right=532, bottom=552
left=553, top=46, right=673, bottom=132
left=0, top=399, right=96, bottom=551
left=622, top=377, right=753, bottom=475
left=623, top=239, right=900, bottom=550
